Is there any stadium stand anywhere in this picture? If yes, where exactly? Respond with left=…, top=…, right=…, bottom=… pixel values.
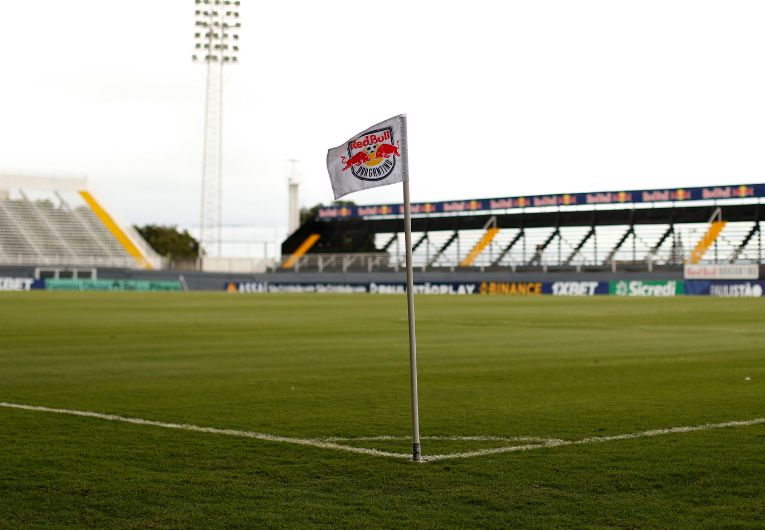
left=281, top=183, right=764, bottom=273
left=0, top=175, right=162, bottom=269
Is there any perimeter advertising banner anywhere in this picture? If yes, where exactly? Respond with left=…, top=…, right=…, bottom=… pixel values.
left=371, top=283, right=479, bottom=295
left=0, top=277, right=35, bottom=291
left=227, top=281, right=478, bottom=295
left=227, top=281, right=612, bottom=296
left=547, top=281, right=609, bottom=296
left=684, top=281, right=765, bottom=297
left=609, top=280, right=684, bottom=297
left=478, top=282, right=543, bottom=296
left=317, top=183, right=765, bottom=220
left=228, top=281, right=368, bottom=294
left=684, top=264, right=759, bottom=280
left=45, top=279, right=183, bottom=292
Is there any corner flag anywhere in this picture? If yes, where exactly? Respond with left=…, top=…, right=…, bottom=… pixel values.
left=325, top=114, right=421, bottom=462
left=326, top=114, right=408, bottom=200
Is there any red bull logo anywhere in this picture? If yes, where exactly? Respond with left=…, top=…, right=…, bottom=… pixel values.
left=490, top=198, right=513, bottom=209
left=643, top=190, right=671, bottom=202
left=341, top=127, right=400, bottom=181
left=533, top=196, right=557, bottom=207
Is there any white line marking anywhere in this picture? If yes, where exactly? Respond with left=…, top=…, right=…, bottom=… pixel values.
left=325, top=435, right=562, bottom=443
left=1, top=402, right=763, bottom=463
left=425, top=418, right=765, bottom=462
left=0, top=402, right=410, bottom=460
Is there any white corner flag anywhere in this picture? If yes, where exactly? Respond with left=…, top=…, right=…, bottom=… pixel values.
left=326, top=114, right=422, bottom=463
left=326, top=114, right=408, bottom=200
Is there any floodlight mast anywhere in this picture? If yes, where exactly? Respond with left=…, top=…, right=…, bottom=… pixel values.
left=193, top=0, right=241, bottom=258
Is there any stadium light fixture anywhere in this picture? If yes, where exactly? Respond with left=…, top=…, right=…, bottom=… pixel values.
left=193, top=0, right=241, bottom=258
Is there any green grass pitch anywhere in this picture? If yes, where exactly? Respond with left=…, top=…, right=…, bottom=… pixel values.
left=0, top=292, right=763, bottom=528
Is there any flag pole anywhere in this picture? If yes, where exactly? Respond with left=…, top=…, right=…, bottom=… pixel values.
left=325, top=113, right=420, bottom=461
left=400, top=117, right=421, bottom=461
left=403, top=179, right=421, bottom=462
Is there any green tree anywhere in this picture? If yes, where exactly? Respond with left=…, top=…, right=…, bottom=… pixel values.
left=134, top=225, right=200, bottom=259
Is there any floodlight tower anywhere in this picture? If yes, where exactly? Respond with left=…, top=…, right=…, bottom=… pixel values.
left=193, top=0, right=241, bottom=258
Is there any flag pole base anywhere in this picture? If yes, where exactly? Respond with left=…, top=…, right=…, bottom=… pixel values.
left=412, top=442, right=421, bottom=462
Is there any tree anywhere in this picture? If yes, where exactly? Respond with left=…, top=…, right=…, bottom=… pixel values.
left=134, top=225, right=200, bottom=259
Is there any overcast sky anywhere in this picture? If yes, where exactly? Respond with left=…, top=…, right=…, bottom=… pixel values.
left=2, top=0, right=765, bottom=232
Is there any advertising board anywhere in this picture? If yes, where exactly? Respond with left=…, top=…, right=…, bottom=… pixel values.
left=684, top=264, right=759, bottom=280
left=227, top=282, right=478, bottom=295
left=317, top=183, right=765, bottom=220
left=478, top=282, right=543, bottom=296
left=609, top=280, right=684, bottom=297
left=45, top=279, right=183, bottom=292
left=684, top=281, right=765, bottom=297
left=223, top=279, right=765, bottom=297
left=227, top=282, right=367, bottom=294
left=546, top=281, right=608, bottom=296
left=370, top=283, right=478, bottom=295
left=228, top=281, right=608, bottom=296
left=0, top=277, right=35, bottom=291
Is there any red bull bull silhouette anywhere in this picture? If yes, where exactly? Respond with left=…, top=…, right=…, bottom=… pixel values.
left=376, top=140, right=401, bottom=159
left=341, top=151, right=371, bottom=171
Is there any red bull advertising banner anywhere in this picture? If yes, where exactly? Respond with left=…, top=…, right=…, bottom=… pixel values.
left=316, top=183, right=765, bottom=220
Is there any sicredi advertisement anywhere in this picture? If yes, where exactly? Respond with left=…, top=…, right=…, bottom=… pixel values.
left=609, top=281, right=684, bottom=297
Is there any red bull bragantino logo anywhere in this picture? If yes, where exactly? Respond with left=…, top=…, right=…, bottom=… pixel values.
left=341, top=127, right=401, bottom=181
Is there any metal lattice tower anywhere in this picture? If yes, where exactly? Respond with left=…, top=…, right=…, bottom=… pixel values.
left=193, top=0, right=241, bottom=257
